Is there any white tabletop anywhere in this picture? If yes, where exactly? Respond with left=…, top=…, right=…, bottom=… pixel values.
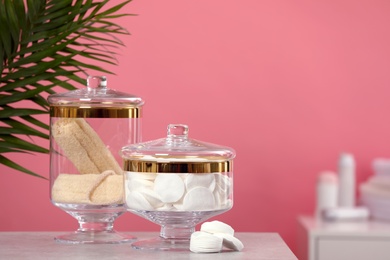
left=0, top=232, right=297, bottom=260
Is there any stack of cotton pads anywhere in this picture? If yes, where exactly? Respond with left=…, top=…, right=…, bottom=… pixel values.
left=125, top=172, right=232, bottom=211
left=190, top=221, right=243, bottom=253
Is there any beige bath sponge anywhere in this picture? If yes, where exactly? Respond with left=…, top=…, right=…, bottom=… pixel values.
left=51, top=171, right=124, bottom=205
left=52, top=118, right=122, bottom=175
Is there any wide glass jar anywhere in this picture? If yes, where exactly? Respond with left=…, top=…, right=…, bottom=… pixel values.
left=48, top=76, right=144, bottom=244
left=121, top=124, right=235, bottom=251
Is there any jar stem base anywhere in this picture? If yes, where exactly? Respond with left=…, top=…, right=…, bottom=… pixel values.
left=131, top=236, right=191, bottom=251
left=52, top=202, right=137, bottom=244
left=54, top=229, right=136, bottom=244
left=131, top=225, right=194, bottom=251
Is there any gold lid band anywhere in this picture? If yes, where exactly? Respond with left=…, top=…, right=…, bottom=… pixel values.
left=123, top=160, right=233, bottom=173
left=50, top=106, right=142, bottom=118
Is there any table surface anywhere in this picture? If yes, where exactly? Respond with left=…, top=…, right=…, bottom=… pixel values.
left=0, top=232, right=297, bottom=260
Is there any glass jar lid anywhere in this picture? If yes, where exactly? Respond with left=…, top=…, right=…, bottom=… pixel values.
left=48, top=76, right=144, bottom=118
left=121, top=124, right=236, bottom=173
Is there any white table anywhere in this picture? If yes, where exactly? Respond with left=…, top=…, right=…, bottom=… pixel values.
left=0, top=232, right=297, bottom=259
left=297, top=215, right=390, bottom=260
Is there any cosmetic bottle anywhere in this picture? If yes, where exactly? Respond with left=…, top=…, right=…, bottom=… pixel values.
left=338, top=153, right=356, bottom=208
left=316, top=171, right=338, bottom=218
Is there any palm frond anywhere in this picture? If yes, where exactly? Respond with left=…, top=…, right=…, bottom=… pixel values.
left=0, top=0, right=134, bottom=178
left=21, top=115, right=50, bottom=131
left=1, top=118, right=49, bottom=138
left=0, top=154, right=47, bottom=179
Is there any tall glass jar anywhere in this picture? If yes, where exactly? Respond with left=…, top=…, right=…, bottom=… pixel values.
left=48, top=76, right=144, bottom=244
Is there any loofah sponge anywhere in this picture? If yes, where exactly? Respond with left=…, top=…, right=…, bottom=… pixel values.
left=52, top=170, right=124, bottom=205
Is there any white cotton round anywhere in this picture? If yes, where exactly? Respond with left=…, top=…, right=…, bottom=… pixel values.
left=213, top=191, right=222, bottom=209
left=137, top=187, right=163, bottom=208
left=213, top=188, right=230, bottom=208
left=214, top=173, right=232, bottom=193
left=126, top=191, right=154, bottom=210
left=156, top=203, right=175, bottom=211
left=185, top=174, right=216, bottom=192
left=154, top=174, right=185, bottom=203
left=127, top=178, right=153, bottom=192
left=173, top=203, right=184, bottom=210
left=183, top=187, right=215, bottom=211
left=200, top=220, right=235, bottom=236
left=213, top=233, right=244, bottom=251
left=190, top=231, right=223, bottom=253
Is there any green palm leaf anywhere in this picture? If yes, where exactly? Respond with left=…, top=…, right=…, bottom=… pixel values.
left=0, top=0, right=134, bottom=179
left=0, top=154, right=45, bottom=178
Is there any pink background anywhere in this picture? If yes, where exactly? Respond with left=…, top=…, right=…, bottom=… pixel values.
left=1, top=0, right=390, bottom=254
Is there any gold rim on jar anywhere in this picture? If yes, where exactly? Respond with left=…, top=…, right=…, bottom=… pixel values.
left=123, top=160, right=233, bottom=173
left=50, top=106, right=142, bottom=118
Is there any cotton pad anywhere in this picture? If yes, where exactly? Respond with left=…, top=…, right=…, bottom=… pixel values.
left=190, top=221, right=244, bottom=253
left=126, top=191, right=154, bottom=210
left=190, top=231, right=223, bottom=253
left=127, top=178, right=154, bottom=192
left=137, top=187, right=164, bottom=208
left=183, top=186, right=215, bottom=210
left=154, top=174, right=185, bottom=203
left=200, top=220, right=235, bottom=236
left=214, top=233, right=244, bottom=251
left=214, top=173, right=232, bottom=193
left=185, top=174, right=216, bottom=192
left=156, top=203, right=175, bottom=211
left=213, top=189, right=229, bottom=209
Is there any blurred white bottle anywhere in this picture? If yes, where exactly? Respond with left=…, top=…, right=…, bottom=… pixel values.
left=316, top=171, right=338, bottom=218
left=338, top=153, right=356, bottom=207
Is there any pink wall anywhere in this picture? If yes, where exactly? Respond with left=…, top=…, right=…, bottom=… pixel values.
left=2, top=0, right=390, bottom=253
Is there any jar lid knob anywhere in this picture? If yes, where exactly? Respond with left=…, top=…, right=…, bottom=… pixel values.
left=87, top=75, right=107, bottom=90
left=167, top=124, right=189, bottom=140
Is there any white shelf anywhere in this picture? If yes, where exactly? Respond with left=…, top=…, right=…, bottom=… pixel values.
left=297, top=215, right=390, bottom=260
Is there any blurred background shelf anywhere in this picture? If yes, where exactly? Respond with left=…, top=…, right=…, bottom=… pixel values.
left=297, top=215, right=390, bottom=260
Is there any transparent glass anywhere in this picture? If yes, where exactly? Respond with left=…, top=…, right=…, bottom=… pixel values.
left=121, top=124, right=236, bottom=160
left=124, top=171, right=233, bottom=250
left=48, top=76, right=143, bottom=244
left=121, top=124, right=235, bottom=251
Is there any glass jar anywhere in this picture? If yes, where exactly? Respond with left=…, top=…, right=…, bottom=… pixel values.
left=121, top=124, right=235, bottom=251
left=48, top=76, right=144, bottom=244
